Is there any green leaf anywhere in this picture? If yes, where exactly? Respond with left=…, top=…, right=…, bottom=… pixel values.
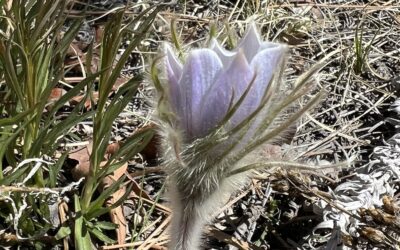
left=30, top=110, right=94, bottom=157
left=0, top=164, right=29, bottom=185
left=42, top=111, right=95, bottom=149
left=74, top=194, right=92, bottom=250
left=85, top=177, right=125, bottom=218
left=105, top=5, right=163, bottom=102
left=55, top=225, right=71, bottom=241
left=106, top=128, right=154, bottom=165
left=55, top=19, right=82, bottom=56
left=0, top=116, right=35, bottom=180
left=0, top=108, right=35, bottom=126
left=98, top=162, right=126, bottom=180
left=86, top=183, right=133, bottom=220
left=88, top=227, right=116, bottom=244
left=94, top=221, right=117, bottom=230
left=49, top=152, right=67, bottom=188
left=46, top=71, right=102, bottom=118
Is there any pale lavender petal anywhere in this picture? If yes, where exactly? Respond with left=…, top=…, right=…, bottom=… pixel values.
left=250, top=44, right=287, bottom=106
left=200, top=50, right=254, bottom=133
left=164, top=44, right=183, bottom=111
left=237, top=22, right=262, bottom=62
left=246, top=44, right=287, bottom=136
left=209, top=38, right=236, bottom=67
left=165, top=44, right=183, bottom=77
left=259, top=41, right=281, bottom=50
left=178, top=49, right=223, bottom=139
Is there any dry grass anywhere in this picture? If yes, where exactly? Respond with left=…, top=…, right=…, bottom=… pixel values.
left=2, top=0, right=399, bottom=249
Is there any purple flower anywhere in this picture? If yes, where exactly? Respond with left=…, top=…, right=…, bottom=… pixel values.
left=154, top=23, right=303, bottom=250
left=154, top=21, right=327, bottom=250
left=164, top=23, right=287, bottom=141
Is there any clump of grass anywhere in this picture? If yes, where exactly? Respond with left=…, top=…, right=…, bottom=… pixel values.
left=0, top=1, right=162, bottom=248
left=0, top=0, right=86, bottom=184
left=75, top=5, right=162, bottom=248
left=353, top=22, right=378, bottom=75
left=0, top=2, right=90, bottom=245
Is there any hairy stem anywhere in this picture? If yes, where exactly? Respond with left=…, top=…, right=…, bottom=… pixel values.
left=168, top=182, right=205, bottom=250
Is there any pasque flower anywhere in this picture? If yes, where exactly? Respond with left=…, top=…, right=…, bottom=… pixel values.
left=164, top=23, right=286, bottom=140
left=152, top=22, right=323, bottom=250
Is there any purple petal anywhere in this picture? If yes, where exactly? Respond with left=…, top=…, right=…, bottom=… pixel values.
left=250, top=44, right=287, bottom=105
left=209, top=38, right=236, bottom=67
left=200, top=50, right=254, bottom=133
left=164, top=44, right=183, bottom=110
left=246, top=44, right=287, bottom=136
left=165, top=44, right=183, bottom=78
left=237, top=22, right=262, bottom=62
left=178, top=49, right=223, bottom=138
left=259, top=41, right=282, bottom=50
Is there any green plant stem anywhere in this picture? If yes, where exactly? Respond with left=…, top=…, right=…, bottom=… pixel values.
left=81, top=113, right=103, bottom=211
left=81, top=135, right=101, bottom=211
left=81, top=174, right=96, bottom=212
